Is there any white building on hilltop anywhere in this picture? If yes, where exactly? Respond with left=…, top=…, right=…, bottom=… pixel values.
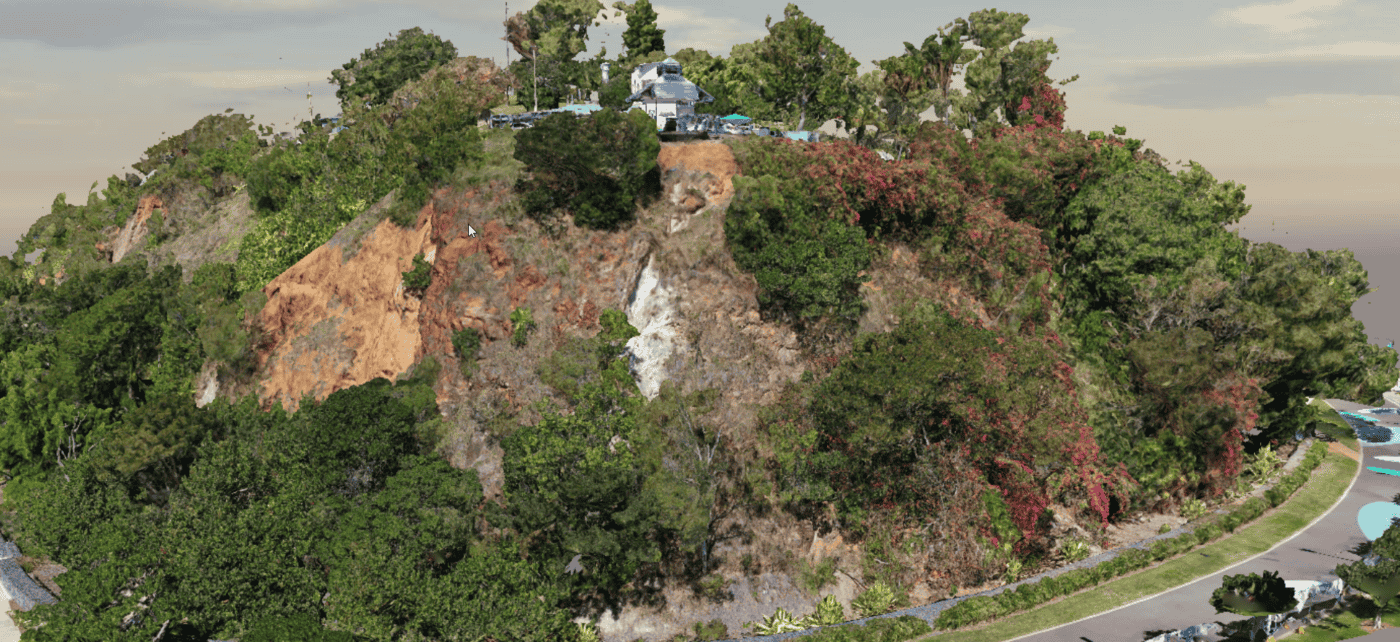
left=625, top=57, right=714, bottom=130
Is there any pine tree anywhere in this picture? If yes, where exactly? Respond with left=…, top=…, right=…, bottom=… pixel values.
left=614, top=0, right=665, bottom=62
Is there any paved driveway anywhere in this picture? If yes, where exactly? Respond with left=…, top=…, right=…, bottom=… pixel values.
left=1013, top=400, right=1396, bottom=642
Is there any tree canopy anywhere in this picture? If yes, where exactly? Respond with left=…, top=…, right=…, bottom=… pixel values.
left=330, top=27, right=459, bottom=112
left=613, top=0, right=666, bottom=64
left=747, top=4, right=859, bottom=131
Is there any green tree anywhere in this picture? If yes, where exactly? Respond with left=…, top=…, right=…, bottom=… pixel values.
left=723, top=173, right=871, bottom=327
left=314, top=455, right=481, bottom=640
left=1238, top=243, right=1396, bottom=443
left=798, top=302, right=995, bottom=521
left=330, top=27, right=458, bottom=112
left=923, top=9, right=1077, bottom=138
left=749, top=4, right=859, bottom=131
left=1060, top=161, right=1251, bottom=322
left=869, top=53, right=938, bottom=158
left=831, top=67, right=886, bottom=149
left=505, top=0, right=606, bottom=64
left=93, top=390, right=225, bottom=509
left=1209, top=570, right=1298, bottom=622
left=150, top=433, right=327, bottom=637
left=501, top=381, right=664, bottom=612
left=407, top=536, right=577, bottom=640
left=901, top=25, right=978, bottom=126
left=1337, top=559, right=1400, bottom=629
left=671, top=48, right=747, bottom=117
left=130, top=112, right=265, bottom=200
left=613, top=0, right=666, bottom=63
left=598, top=68, right=635, bottom=109
left=513, top=108, right=660, bottom=230
left=635, top=383, right=727, bottom=574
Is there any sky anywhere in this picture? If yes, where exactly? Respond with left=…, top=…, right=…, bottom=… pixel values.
left=2, top=0, right=1399, bottom=349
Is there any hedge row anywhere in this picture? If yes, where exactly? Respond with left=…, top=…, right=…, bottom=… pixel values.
left=934, top=440, right=1331, bottom=630
left=798, top=616, right=932, bottom=642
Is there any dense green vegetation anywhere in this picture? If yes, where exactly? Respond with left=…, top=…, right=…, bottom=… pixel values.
left=0, top=5, right=1393, bottom=642
left=512, top=107, right=661, bottom=231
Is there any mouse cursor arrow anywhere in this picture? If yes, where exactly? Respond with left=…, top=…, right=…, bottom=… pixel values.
left=468, top=225, right=477, bottom=238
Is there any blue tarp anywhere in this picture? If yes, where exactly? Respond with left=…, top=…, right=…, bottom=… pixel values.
left=721, top=114, right=751, bottom=122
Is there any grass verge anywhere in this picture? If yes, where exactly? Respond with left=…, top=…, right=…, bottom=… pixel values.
left=919, top=447, right=1360, bottom=641
left=1290, top=595, right=1400, bottom=640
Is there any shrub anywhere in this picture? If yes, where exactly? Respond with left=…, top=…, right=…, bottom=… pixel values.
left=691, top=618, right=728, bottom=641
left=741, top=553, right=758, bottom=575
left=1244, top=443, right=1281, bottom=480
left=240, top=613, right=359, bottom=641
left=1196, top=524, right=1222, bottom=544
left=695, top=574, right=731, bottom=602
left=802, top=615, right=931, bottom=641
left=1122, top=547, right=1152, bottom=569
left=510, top=307, right=535, bottom=348
left=1221, top=513, right=1242, bottom=533
left=1060, top=538, right=1090, bottom=562
left=799, top=557, right=839, bottom=595
left=852, top=580, right=897, bottom=618
left=513, top=108, right=660, bottom=231
left=747, top=607, right=806, bottom=635
left=1054, top=570, right=1082, bottom=594
left=402, top=252, right=432, bottom=294
left=1241, top=496, right=1267, bottom=520
left=452, top=327, right=482, bottom=363
left=809, top=594, right=846, bottom=626
left=1180, top=497, right=1208, bottom=521
left=1209, top=570, right=1298, bottom=616
left=724, top=173, right=871, bottom=327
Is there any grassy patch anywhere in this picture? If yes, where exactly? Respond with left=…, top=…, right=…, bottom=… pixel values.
left=1290, top=595, right=1400, bottom=640
left=919, top=448, right=1358, bottom=641
left=796, top=557, right=839, bottom=596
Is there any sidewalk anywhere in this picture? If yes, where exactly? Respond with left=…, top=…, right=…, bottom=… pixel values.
left=0, top=584, right=20, bottom=642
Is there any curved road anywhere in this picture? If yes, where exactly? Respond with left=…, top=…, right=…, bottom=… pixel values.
left=1013, top=399, right=1395, bottom=642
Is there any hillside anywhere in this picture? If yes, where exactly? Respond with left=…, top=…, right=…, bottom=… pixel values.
left=0, top=46, right=1394, bottom=642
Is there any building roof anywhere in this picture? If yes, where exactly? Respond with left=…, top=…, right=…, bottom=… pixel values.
left=626, top=77, right=715, bottom=105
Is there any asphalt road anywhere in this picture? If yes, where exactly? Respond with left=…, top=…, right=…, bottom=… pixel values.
left=1012, top=399, right=1394, bottom=642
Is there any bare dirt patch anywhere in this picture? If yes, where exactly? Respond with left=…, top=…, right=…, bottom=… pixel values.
left=255, top=199, right=436, bottom=411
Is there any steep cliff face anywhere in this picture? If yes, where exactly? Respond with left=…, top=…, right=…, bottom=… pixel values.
left=243, top=141, right=815, bottom=497
left=110, top=194, right=163, bottom=263
left=238, top=140, right=879, bottom=640
left=254, top=190, right=438, bottom=411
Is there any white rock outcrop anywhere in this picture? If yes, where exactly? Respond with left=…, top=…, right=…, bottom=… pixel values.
left=624, top=255, right=682, bottom=399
